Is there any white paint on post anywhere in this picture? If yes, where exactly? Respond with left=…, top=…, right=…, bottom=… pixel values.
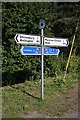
left=41, top=29, right=44, bottom=100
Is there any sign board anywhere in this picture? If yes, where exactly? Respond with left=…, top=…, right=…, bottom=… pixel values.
left=15, top=19, right=69, bottom=100
left=39, top=19, right=45, bottom=29
left=44, top=47, right=60, bottom=55
left=20, top=46, right=60, bottom=55
left=14, top=34, right=40, bottom=45
left=44, top=37, right=69, bottom=47
left=20, top=46, right=41, bottom=55
left=14, top=34, right=69, bottom=47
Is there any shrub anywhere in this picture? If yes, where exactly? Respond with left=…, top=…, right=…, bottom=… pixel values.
left=68, top=55, right=79, bottom=73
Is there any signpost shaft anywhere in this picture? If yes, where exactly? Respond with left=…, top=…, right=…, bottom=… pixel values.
left=15, top=19, right=69, bottom=101
left=41, top=29, right=44, bottom=100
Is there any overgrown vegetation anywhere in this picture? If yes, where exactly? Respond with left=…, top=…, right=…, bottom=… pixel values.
left=2, top=2, right=80, bottom=85
left=2, top=2, right=80, bottom=118
left=2, top=73, right=78, bottom=118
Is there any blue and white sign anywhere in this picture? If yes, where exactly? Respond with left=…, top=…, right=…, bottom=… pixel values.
left=20, top=46, right=60, bottom=55
left=20, top=46, right=41, bottom=55
left=44, top=47, right=60, bottom=55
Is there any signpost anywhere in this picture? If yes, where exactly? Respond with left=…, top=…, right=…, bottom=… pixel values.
left=39, top=19, right=45, bottom=100
left=14, top=34, right=69, bottom=47
left=20, top=46, right=41, bottom=55
left=14, top=33, right=40, bottom=45
left=14, top=19, right=69, bottom=100
left=44, top=37, right=69, bottom=47
left=44, top=47, right=60, bottom=55
left=20, top=46, right=60, bottom=56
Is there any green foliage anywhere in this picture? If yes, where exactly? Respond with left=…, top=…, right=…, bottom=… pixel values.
left=52, top=17, right=77, bottom=38
left=68, top=55, right=80, bottom=73
left=2, top=73, right=78, bottom=118
left=44, top=56, right=65, bottom=77
left=2, top=2, right=80, bottom=85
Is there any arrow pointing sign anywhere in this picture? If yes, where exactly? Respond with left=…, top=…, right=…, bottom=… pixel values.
left=44, top=37, right=69, bottom=47
left=14, top=34, right=69, bottom=47
left=20, top=46, right=60, bottom=55
left=44, top=47, right=60, bottom=55
left=20, top=46, right=41, bottom=55
left=14, top=33, right=40, bottom=45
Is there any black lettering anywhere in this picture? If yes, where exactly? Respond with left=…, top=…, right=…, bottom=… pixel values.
left=45, top=42, right=50, bottom=44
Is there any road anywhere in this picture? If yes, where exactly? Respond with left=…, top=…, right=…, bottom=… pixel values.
left=23, top=111, right=79, bottom=118
left=61, top=112, right=79, bottom=118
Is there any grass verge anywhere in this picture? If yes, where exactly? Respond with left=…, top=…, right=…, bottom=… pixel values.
left=2, top=72, right=78, bottom=118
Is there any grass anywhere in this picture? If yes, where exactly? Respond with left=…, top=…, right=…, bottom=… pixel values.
left=2, top=72, right=78, bottom=118
left=0, top=87, right=2, bottom=119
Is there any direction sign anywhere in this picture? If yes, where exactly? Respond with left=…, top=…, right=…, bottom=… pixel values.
left=20, top=46, right=60, bottom=55
left=14, top=33, right=40, bottom=45
left=15, top=20, right=69, bottom=100
left=14, top=33, right=69, bottom=47
left=44, top=37, right=69, bottom=47
left=44, top=47, right=60, bottom=55
left=20, top=46, right=41, bottom=55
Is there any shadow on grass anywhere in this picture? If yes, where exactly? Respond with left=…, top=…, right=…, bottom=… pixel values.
left=11, top=85, right=40, bottom=100
left=2, top=69, right=38, bottom=87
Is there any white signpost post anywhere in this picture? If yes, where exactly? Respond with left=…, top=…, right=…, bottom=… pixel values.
left=39, top=19, right=45, bottom=100
left=14, top=20, right=69, bottom=100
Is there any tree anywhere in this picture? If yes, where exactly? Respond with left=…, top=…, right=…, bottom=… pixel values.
left=2, top=2, right=80, bottom=85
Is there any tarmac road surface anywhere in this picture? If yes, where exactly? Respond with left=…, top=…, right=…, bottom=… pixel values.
left=23, top=111, right=79, bottom=118
left=61, top=112, right=79, bottom=118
